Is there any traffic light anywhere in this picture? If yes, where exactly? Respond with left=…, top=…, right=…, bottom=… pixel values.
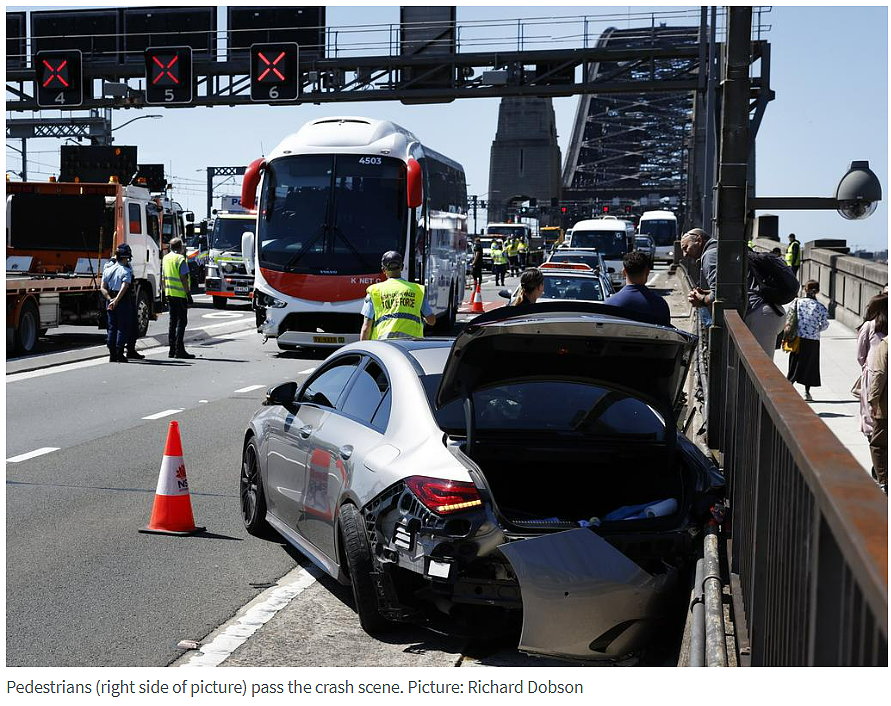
left=144, top=46, right=193, bottom=105
left=602, top=205, right=610, bottom=214
left=560, top=206, right=567, bottom=213
left=35, top=50, right=83, bottom=107
left=250, top=43, right=299, bottom=102
left=624, top=205, right=632, bottom=214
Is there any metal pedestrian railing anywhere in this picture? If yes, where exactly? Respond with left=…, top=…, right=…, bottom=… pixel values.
left=720, top=310, right=887, bottom=666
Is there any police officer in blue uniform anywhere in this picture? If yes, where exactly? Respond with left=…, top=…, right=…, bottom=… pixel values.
left=100, top=244, right=135, bottom=362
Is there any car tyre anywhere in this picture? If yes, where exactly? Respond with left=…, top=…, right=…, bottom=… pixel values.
left=212, top=296, right=228, bottom=309
left=339, top=503, right=389, bottom=634
left=240, top=438, right=272, bottom=537
left=14, top=299, right=40, bottom=355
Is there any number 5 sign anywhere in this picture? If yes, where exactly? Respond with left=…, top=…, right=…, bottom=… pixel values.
left=250, top=43, right=299, bottom=102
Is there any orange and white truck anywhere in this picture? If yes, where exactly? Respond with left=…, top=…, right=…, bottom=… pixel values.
left=6, top=180, right=163, bottom=355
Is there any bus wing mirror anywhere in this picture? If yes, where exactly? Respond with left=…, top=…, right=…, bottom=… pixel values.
left=242, top=158, right=266, bottom=211
left=407, top=158, right=423, bottom=209
left=242, top=232, right=255, bottom=275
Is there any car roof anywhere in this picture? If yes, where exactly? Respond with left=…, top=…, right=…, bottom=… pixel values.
left=380, top=338, right=451, bottom=375
left=571, top=218, right=633, bottom=230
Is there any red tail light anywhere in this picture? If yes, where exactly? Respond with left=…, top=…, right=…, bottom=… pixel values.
left=405, top=476, right=482, bottom=515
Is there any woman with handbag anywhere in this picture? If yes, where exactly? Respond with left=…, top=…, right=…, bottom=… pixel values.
left=857, top=293, right=888, bottom=439
left=785, top=280, right=829, bottom=401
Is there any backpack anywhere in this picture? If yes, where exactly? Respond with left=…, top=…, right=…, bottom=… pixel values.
left=748, top=251, right=799, bottom=305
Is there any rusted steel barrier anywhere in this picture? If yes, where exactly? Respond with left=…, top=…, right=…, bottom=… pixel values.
left=721, top=310, right=887, bottom=665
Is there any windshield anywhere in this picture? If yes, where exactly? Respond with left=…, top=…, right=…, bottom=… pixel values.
left=570, top=230, right=629, bottom=258
left=547, top=252, right=601, bottom=269
left=257, top=154, right=406, bottom=275
left=421, top=377, right=665, bottom=440
left=488, top=225, right=528, bottom=238
left=639, top=219, right=677, bottom=246
left=212, top=218, right=254, bottom=252
left=542, top=275, right=604, bottom=301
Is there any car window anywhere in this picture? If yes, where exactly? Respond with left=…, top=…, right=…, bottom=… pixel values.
left=542, top=276, right=604, bottom=301
left=340, top=360, right=390, bottom=426
left=128, top=203, right=142, bottom=234
left=421, top=378, right=664, bottom=440
left=300, top=356, right=360, bottom=408
left=371, top=389, right=391, bottom=431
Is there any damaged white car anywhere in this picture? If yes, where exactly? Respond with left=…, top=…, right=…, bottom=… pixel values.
left=240, top=303, right=723, bottom=661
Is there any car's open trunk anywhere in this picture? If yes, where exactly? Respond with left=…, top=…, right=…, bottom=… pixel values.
left=465, top=436, right=685, bottom=530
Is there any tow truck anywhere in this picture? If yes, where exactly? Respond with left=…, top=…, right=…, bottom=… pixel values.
left=6, top=178, right=163, bottom=355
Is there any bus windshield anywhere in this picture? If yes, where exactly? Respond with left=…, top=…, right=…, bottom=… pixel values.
left=257, top=154, right=407, bottom=275
left=488, top=225, right=528, bottom=239
left=569, top=230, right=629, bottom=258
left=639, top=219, right=677, bottom=246
left=212, top=218, right=254, bottom=252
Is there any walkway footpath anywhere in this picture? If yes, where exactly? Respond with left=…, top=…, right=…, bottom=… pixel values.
left=771, top=320, right=872, bottom=474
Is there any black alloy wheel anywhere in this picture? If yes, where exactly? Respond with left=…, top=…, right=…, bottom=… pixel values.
left=240, top=438, right=271, bottom=536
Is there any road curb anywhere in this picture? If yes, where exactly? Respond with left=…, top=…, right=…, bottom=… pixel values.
left=6, top=318, right=257, bottom=375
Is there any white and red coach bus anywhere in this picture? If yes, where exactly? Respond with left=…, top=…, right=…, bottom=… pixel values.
left=241, top=117, right=468, bottom=350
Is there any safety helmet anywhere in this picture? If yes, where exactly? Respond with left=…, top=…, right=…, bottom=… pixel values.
left=381, top=250, right=403, bottom=271
left=115, top=243, right=132, bottom=259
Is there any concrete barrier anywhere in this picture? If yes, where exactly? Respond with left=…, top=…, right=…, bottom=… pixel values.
left=752, top=237, right=888, bottom=330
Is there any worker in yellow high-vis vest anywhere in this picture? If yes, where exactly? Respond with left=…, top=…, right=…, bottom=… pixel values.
left=360, top=251, right=436, bottom=341
left=505, top=237, right=520, bottom=277
left=785, top=233, right=801, bottom=277
left=162, top=237, right=195, bottom=359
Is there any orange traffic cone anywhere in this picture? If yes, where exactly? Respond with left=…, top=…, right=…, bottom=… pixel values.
left=139, top=421, right=205, bottom=536
left=471, top=282, right=485, bottom=313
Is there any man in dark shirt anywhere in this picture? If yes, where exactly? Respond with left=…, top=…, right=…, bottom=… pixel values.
left=471, top=236, right=483, bottom=289
left=605, top=250, right=671, bottom=326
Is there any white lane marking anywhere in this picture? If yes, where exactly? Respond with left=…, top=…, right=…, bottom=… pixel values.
left=188, top=320, right=250, bottom=331
left=142, top=408, right=184, bottom=420
left=646, top=274, right=659, bottom=287
left=298, top=367, right=317, bottom=374
left=233, top=384, right=265, bottom=393
left=199, top=400, right=208, bottom=404
left=179, top=564, right=320, bottom=667
left=201, top=312, right=244, bottom=319
left=7, top=447, right=60, bottom=463
left=218, top=330, right=256, bottom=340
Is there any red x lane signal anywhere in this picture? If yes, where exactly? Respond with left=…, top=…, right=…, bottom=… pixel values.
left=34, top=50, right=83, bottom=107
left=144, top=47, right=193, bottom=105
left=250, top=43, right=299, bottom=102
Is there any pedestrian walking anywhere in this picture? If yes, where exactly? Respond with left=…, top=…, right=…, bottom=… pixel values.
left=605, top=250, right=671, bottom=325
left=785, top=233, right=802, bottom=278
left=517, top=238, right=528, bottom=269
left=100, top=243, right=135, bottom=363
left=471, top=236, right=483, bottom=290
left=857, top=293, right=888, bottom=440
left=360, top=251, right=435, bottom=340
left=162, top=237, right=196, bottom=359
left=491, top=239, right=508, bottom=286
left=506, top=237, right=520, bottom=277
left=682, top=228, right=787, bottom=355
left=510, top=267, right=544, bottom=310
left=867, top=336, right=888, bottom=493
left=785, top=280, right=829, bottom=401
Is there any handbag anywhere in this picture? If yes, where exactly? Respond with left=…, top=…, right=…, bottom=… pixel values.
left=781, top=299, right=800, bottom=354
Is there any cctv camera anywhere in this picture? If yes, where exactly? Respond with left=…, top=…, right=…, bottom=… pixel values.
left=836, top=160, right=882, bottom=221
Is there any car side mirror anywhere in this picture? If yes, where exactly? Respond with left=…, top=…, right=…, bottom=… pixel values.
left=185, top=211, right=195, bottom=223
left=242, top=231, right=255, bottom=275
left=608, top=267, right=616, bottom=274
left=498, top=289, right=511, bottom=299
left=265, top=382, right=297, bottom=407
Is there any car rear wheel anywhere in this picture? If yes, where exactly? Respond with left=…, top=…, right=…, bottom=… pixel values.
left=339, top=503, right=389, bottom=633
left=213, top=296, right=228, bottom=309
left=240, top=438, right=272, bottom=537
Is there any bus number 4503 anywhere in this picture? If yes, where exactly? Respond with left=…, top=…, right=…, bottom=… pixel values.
left=358, top=157, right=382, bottom=165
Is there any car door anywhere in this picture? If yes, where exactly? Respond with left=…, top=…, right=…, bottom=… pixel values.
left=125, top=201, right=147, bottom=279
left=265, top=355, right=361, bottom=533
left=298, top=356, right=392, bottom=562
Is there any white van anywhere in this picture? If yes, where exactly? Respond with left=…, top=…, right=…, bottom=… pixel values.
left=565, top=217, right=636, bottom=290
left=638, top=210, right=678, bottom=263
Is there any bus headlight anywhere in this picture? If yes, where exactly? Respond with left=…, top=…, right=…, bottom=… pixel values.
left=255, top=291, right=287, bottom=309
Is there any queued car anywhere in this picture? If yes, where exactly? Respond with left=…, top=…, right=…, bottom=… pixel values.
left=635, top=234, right=656, bottom=263
left=499, top=262, right=611, bottom=305
left=544, top=248, right=614, bottom=293
left=239, top=303, right=723, bottom=661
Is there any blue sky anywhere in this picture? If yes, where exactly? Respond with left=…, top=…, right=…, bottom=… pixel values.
left=6, top=4, right=889, bottom=251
